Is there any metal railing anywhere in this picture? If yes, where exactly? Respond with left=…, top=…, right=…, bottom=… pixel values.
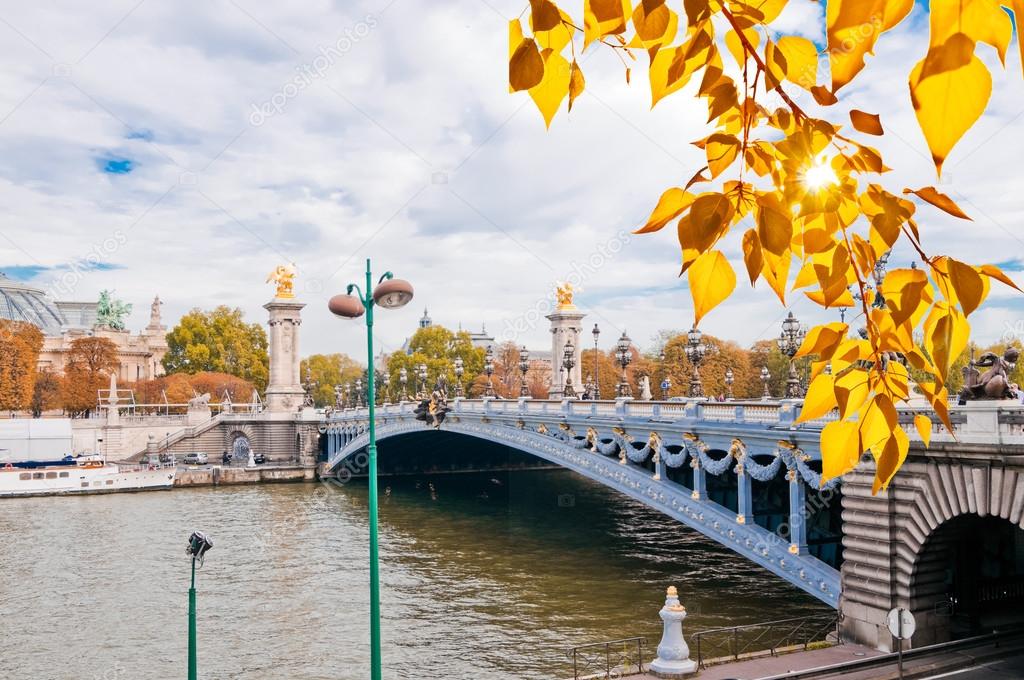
left=566, top=636, right=646, bottom=679
left=692, top=613, right=839, bottom=668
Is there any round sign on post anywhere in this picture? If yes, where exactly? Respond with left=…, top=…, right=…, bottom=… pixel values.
left=887, top=607, right=916, bottom=640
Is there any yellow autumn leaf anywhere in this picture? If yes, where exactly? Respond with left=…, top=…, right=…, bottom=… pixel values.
left=796, top=322, right=848, bottom=360
left=849, top=109, right=883, bottom=135
left=914, top=413, right=932, bottom=447
left=510, top=38, right=545, bottom=91
left=705, top=133, right=740, bottom=178
left=529, top=49, right=571, bottom=128
left=632, top=0, right=677, bottom=54
left=776, top=36, right=818, bottom=90
left=827, top=0, right=913, bottom=91
left=873, top=426, right=909, bottom=493
left=820, top=420, right=860, bottom=482
left=947, top=259, right=987, bottom=316
left=741, top=228, right=763, bottom=286
left=902, top=186, right=972, bottom=220
left=583, top=0, right=629, bottom=50
left=795, top=373, right=838, bottom=423
left=568, top=60, right=585, bottom=112
left=688, top=250, right=736, bottom=324
left=636, top=187, right=694, bottom=234
left=980, top=263, right=1023, bottom=292
left=909, top=35, right=991, bottom=175
left=929, top=0, right=1012, bottom=64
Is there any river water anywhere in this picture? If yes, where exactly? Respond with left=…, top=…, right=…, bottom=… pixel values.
left=1, top=470, right=828, bottom=680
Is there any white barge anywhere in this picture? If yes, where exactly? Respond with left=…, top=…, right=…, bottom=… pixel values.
left=0, top=455, right=176, bottom=497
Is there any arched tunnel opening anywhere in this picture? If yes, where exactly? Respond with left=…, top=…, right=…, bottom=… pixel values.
left=911, top=513, right=1024, bottom=644
left=337, top=430, right=560, bottom=477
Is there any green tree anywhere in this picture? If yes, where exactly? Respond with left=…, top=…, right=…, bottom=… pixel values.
left=163, top=306, right=269, bottom=392
left=384, top=326, right=485, bottom=401
left=300, top=353, right=365, bottom=407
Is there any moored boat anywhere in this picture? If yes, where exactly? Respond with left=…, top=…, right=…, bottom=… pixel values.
left=0, top=454, right=176, bottom=498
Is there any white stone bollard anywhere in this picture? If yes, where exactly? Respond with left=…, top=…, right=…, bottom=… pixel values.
left=650, top=586, right=697, bottom=678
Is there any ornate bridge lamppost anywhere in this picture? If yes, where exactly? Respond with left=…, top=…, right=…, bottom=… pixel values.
left=778, top=311, right=807, bottom=399
left=416, top=363, right=428, bottom=399
left=615, top=330, right=633, bottom=398
left=328, top=260, right=414, bottom=680
left=344, top=382, right=352, bottom=409
left=684, top=325, right=707, bottom=398
left=334, top=385, right=344, bottom=410
left=484, top=345, right=496, bottom=397
left=518, top=346, right=531, bottom=398
left=355, top=378, right=364, bottom=408
left=453, top=357, right=464, bottom=398
left=760, top=366, right=772, bottom=400
left=380, top=372, right=390, bottom=405
left=302, top=366, right=317, bottom=408
left=399, top=367, right=408, bottom=402
left=725, top=367, right=734, bottom=401
left=562, top=341, right=577, bottom=399
left=592, top=323, right=601, bottom=400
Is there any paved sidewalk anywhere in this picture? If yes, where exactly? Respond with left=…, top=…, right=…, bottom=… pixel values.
left=622, top=643, right=883, bottom=680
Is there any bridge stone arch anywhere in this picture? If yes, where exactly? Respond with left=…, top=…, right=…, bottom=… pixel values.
left=327, top=414, right=841, bottom=608
left=841, top=450, right=1024, bottom=650
left=225, top=425, right=257, bottom=458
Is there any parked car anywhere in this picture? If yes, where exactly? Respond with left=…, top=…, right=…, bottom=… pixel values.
left=183, top=452, right=209, bottom=466
left=252, top=452, right=267, bottom=465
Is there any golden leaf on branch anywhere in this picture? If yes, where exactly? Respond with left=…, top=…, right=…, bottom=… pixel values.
left=903, top=186, right=972, bottom=220
left=504, top=0, right=1024, bottom=492
left=849, top=110, right=883, bottom=135
left=688, top=249, right=736, bottom=324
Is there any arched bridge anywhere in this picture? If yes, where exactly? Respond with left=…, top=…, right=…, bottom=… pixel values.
left=324, top=398, right=844, bottom=607
left=323, top=398, right=1024, bottom=650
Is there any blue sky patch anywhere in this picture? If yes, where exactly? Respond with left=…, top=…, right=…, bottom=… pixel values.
left=99, top=157, right=134, bottom=174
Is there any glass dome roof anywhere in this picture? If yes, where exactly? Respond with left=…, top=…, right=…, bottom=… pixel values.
left=0, top=273, right=66, bottom=336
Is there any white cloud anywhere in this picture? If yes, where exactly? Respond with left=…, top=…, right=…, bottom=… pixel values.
left=0, top=1, right=1021, bottom=366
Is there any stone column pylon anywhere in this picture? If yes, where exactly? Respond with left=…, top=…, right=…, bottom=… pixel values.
left=264, top=297, right=306, bottom=412
left=545, top=307, right=584, bottom=399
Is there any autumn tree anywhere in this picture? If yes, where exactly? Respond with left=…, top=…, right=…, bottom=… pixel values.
left=300, top=353, right=365, bottom=407
left=509, top=1, right=1024, bottom=491
left=30, top=370, right=62, bottom=417
left=384, top=326, right=485, bottom=401
left=62, top=337, right=119, bottom=417
left=164, top=306, right=269, bottom=392
left=0, top=320, right=43, bottom=412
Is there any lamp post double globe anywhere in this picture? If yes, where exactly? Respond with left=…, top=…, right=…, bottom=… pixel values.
left=562, top=341, right=577, bottom=398
left=484, top=345, right=496, bottom=397
left=615, top=331, right=632, bottom=398
left=592, top=324, right=601, bottom=400
left=684, top=325, right=707, bottom=398
left=778, top=311, right=807, bottom=399
left=328, top=259, right=414, bottom=680
left=518, top=347, right=530, bottom=397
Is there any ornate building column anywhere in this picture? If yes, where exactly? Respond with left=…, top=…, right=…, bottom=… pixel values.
left=545, top=283, right=585, bottom=399
left=264, top=265, right=306, bottom=413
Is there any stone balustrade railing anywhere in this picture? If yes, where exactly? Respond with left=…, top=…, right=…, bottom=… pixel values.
left=329, top=398, right=1024, bottom=448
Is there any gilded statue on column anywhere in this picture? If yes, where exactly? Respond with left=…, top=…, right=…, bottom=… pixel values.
left=555, top=281, right=576, bottom=310
left=266, top=264, right=296, bottom=299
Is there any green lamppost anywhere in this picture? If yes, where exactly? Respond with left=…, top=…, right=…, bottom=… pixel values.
left=186, top=531, right=214, bottom=680
left=329, top=259, right=414, bottom=680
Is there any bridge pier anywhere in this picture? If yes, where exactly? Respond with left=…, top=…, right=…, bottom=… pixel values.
left=735, top=464, right=753, bottom=525
left=788, top=471, right=808, bottom=556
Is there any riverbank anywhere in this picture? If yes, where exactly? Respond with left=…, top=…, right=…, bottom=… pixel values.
left=174, top=464, right=315, bottom=487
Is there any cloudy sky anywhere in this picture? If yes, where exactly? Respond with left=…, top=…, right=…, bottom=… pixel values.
left=0, top=1, right=1022, bottom=361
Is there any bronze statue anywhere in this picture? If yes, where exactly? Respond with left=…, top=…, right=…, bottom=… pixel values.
left=415, top=377, right=450, bottom=428
left=959, top=348, right=1020, bottom=401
